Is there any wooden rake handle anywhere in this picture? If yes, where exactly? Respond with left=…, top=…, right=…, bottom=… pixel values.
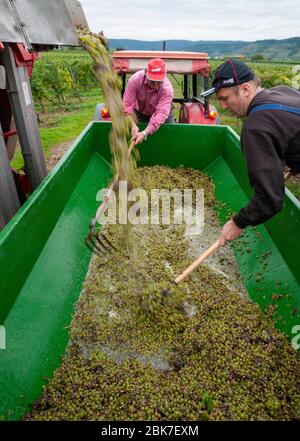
left=174, top=167, right=294, bottom=282
left=94, top=141, right=135, bottom=222
left=174, top=167, right=293, bottom=285
left=174, top=239, right=221, bottom=284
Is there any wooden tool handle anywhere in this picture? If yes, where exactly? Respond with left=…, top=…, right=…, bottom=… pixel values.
left=174, top=239, right=221, bottom=284
left=127, top=140, right=136, bottom=157
left=174, top=169, right=293, bottom=285
left=95, top=141, right=135, bottom=221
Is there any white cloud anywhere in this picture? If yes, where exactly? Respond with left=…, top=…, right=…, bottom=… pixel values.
left=79, top=0, right=300, bottom=41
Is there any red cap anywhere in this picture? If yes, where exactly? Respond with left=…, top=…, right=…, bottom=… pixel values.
left=147, top=58, right=166, bottom=81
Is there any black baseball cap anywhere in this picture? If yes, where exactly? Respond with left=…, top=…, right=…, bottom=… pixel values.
left=201, top=59, right=255, bottom=97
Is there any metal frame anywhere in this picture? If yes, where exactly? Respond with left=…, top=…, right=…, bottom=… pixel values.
left=203, top=76, right=210, bottom=117
left=0, top=0, right=90, bottom=229
left=64, top=0, right=89, bottom=30
left=0, top=0, right=81, bottom=49
left=192, top=74, right=197, bottom=98
left=121, top=73, right=126, bottom=97
left=1, top=43, right=47, bottom=191
left=0, top=122, right=20, bottom=229
left=183, top=75, right=188, bottom=100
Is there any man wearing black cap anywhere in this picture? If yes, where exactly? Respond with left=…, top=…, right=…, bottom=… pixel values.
left=202, top=59, right=300, bottom=245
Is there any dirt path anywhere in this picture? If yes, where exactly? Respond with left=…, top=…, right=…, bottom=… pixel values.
left=46, top=141, right=72, bottom=171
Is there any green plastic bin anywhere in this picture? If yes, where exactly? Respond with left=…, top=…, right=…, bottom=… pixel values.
left=0, top=122, right=299, bottom=420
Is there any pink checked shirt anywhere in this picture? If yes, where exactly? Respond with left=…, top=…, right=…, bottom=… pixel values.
left=123, top=70, right=174, bottom=135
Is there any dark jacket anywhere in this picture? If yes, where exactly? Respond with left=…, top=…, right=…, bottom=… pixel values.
left=233, top=86, right=300, bottom=229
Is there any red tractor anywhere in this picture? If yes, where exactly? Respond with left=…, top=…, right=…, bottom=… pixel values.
left=95, top=50, right=219, bottom=125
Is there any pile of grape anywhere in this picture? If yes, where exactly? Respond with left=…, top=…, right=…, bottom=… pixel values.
left=25, top=166, right=300, bottom=421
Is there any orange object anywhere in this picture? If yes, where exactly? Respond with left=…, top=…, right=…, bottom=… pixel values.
left=102, top=107, right=109, bottom=118
left=209, top=110, right=218, bottom=119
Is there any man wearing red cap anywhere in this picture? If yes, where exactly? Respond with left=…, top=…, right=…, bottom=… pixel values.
left=123, top=58, right=174, bottom=145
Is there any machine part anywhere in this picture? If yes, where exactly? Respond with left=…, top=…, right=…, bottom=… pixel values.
left=0, top=66, right=6, bottom=89
left=2, top=43, right=47, bottom=190
left=0, top=88, right=13, bottom=139
left=6, top=118, right=17, bottom=161
left=183, top=75, right=188, bottom=99
left=179, top=102, right=217, bottom=125
left=0, top=123, right=20, bottom=230
left=0, top=0, right=83, bottom=49
left=11, top=43, right=39, bottom=77
left=64, top=0, right=89, bottom=29
left=112, top=51, right=210, bottom=76
left=94, top=103, right=110, bottom=121
left=201, top=87, right=216, bottom=98
left=11, top=169, right=31, bottom=204
left=85, top=142, right=136, bottom=255
left=203, top=76, right=210, bottom=117
left=6, top=0, right=32, bottom=51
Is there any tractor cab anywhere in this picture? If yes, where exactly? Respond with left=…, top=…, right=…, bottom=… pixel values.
left=96, top=50, right=218, bottom=125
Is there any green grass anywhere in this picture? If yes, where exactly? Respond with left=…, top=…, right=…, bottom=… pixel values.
left=39, top=107, right=96, bottom=153
left=286, top=182, right=300, bottom=200
left=11, top=90, right=101, bottom=170
left=42, top=48, right=91, bottom=62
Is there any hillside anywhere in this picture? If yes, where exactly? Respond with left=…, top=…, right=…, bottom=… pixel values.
left=109, top=37, right=300, bottom=61
left=108, top=39, right=192, bottom=51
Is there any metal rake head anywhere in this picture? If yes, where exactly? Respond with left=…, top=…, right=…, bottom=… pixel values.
left=85, top=219, right=117, bottom=255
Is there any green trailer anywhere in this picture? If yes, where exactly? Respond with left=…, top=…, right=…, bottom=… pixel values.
left=0, top=122, right=300, bottom=420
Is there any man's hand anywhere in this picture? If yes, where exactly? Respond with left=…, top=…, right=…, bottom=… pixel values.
left=132, top=131, right=146, bottom=145
left=219, top=219, right=243, bottom=246
left=131, top=122, right=139, bottom=139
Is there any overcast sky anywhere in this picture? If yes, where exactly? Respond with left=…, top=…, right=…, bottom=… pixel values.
left=79, top=0, right=300, bottom=41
